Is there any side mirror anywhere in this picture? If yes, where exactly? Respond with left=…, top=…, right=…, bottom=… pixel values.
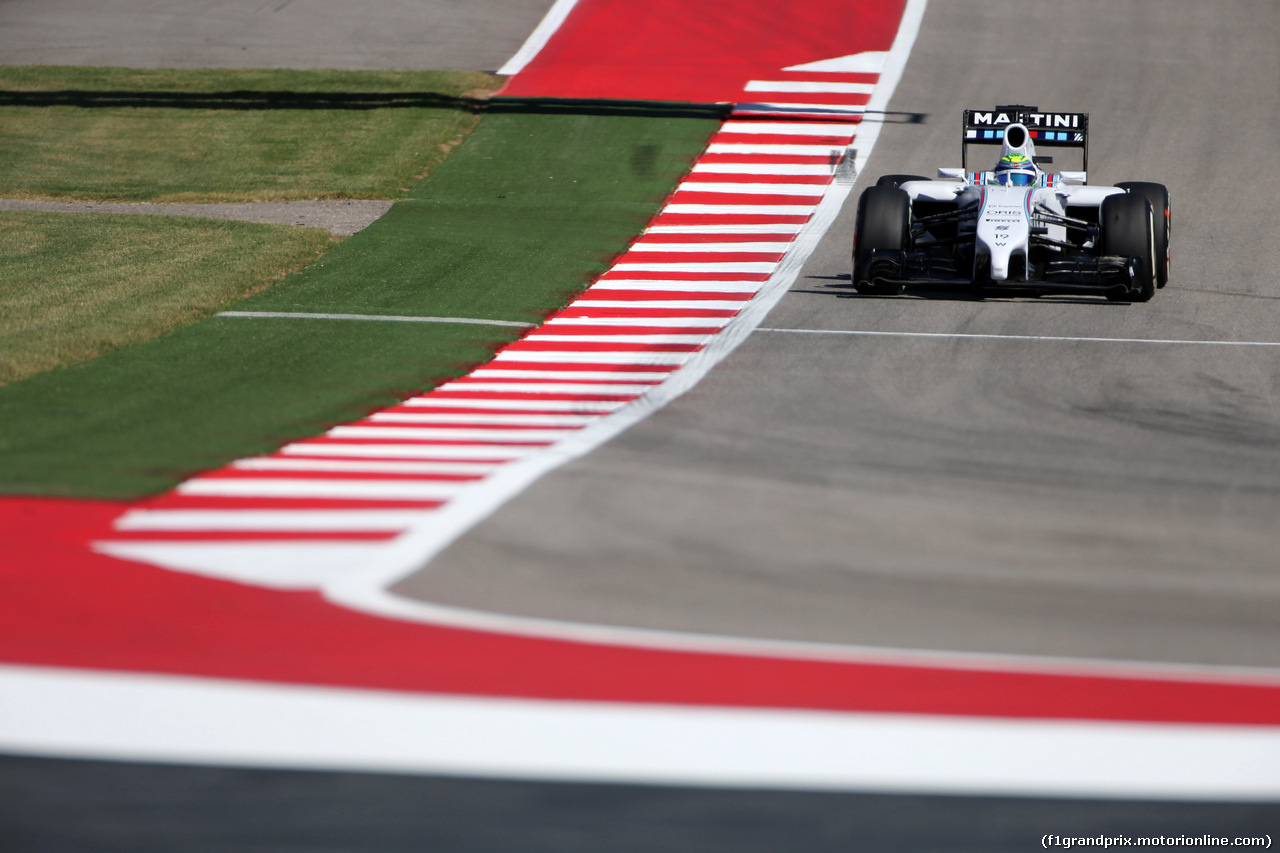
left=1058, top=171, right=1087, bottom=185
left=937, top=167, right=965, bottom=181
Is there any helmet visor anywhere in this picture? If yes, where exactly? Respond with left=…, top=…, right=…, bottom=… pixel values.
left=998, top=170, right=1036, bottom=187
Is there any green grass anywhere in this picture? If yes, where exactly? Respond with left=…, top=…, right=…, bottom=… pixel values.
left=0, top=66, right=502, bottom=201
left=241, top=100, right=723, bottom=323
left=0, top=211, right=333, bottom=384
left=0, top=102, right=723, bottom=499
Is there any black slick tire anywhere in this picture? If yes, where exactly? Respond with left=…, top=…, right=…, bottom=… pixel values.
left=1100, top=192, right=1156, bottom=303
left=1115, top=181, right=1170, bottom=287
left=852, top=186, right=910, bottom=295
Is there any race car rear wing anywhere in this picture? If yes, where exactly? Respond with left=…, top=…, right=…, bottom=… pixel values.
left=961, top=104, right=1090, bottom=174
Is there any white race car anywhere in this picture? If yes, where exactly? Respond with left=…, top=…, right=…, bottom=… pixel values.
left=852, top=105, right=1170, bottom=301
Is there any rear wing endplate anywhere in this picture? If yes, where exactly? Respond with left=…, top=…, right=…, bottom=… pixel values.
left=961, top=104, right=1089, bottom=173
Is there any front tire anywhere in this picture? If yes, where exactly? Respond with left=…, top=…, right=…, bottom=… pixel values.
left=1115, top=182, right=1170, bottom=287
left=1100, top=192, right=1156, bottom=303
left=852, top=186, right=910, bottom=295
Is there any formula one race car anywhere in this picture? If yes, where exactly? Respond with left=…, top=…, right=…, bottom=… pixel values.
left=852, top=105, right=1170, bottom=301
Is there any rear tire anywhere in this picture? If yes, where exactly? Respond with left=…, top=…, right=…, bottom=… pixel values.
left=875, top=174, right=929, bottom=190
left=1115, top=181, right=1170, bottom=287
left=852, top=186, right=910, bottom=295
left=1100, top=192, right=1156, bottom=303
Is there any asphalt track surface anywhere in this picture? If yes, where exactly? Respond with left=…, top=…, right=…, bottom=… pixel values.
left=0, top=0, right=556, bottom=72
left=400, top=0, right=1280, bottom=671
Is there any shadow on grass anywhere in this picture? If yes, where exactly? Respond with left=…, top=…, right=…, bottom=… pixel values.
left=0, top=91, right=729, bottom=117
left=0, top=89, right=494, bottom=111
left=0, top=90, right=925, bottom=125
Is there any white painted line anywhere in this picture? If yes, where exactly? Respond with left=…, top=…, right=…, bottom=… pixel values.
left=489, top=350, right=693, bottom=366
left=519, top=334, right=711, bottom=346
left=368, top=411, right=600, bottom=426
left=590, top=280, right=759, bottom=293
left=5, top=665, right=1279, bottom=800
left=569, top=299, right=752, bottom=311
left=611, top=262, right=776, bottom=275
left=432, top=379, right=657, bottom=393
left=645, top=223, right=806, bottom=235
left=468, top=370, right=669, bottom=383
left=544, top=316, right=732, bottom=328
left=278, top=442, right=541, bottom=458
left=785, top=50, right=888, bottom=74
left=496, top=0, right=581, bottom=75
left=745, top=80, right=877, bottom=94
left=675, top=181, right=827, bottom=196
left=329, top=425, right=577, bottom=441
left=231, top=457, right=503, bottom=475
left=177, top=478, right=469, bottom=501
left=93, top=543, right=391, bottom=588
left=115, top=509, right=428, bottom=532
left=662, top=204, right=816, bottom=216
left=704, top=143, right=845, bottom=156
left=628, top=241, right=793, bottom=253
left=756, top=328, right=1280, bottom=347
left=735, top=103, right=866, bottom=115
left=718, top=121, right=859, bottom=136
left=690, top=162, right=835, bottom=176
left=217, top=311, right=534, bottom=328
left=401, top=391, right=632, bottom=409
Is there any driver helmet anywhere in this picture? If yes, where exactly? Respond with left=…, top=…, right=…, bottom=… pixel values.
left=994, top=153, right=1037, bottom=186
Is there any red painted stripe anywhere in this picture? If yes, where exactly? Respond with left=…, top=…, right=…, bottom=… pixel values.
left=738, top=92, right=872, bottom=107
left=4, top=499, right=1279, bottom=726
left=637, top=232, right=797, bottom=244
left=710, top=132, right=856, bottom=147
left=497, top=0, right=905, bottom=104
left=647, top=212, right=812, bottom=227
left=669, top=191, right=824, bottom=207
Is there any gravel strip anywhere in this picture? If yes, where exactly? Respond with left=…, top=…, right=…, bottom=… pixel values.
left=0, top=199, right=396, bottom=237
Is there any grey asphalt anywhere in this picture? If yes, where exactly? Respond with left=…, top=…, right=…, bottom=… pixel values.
left=5, top=754, right=1275, bottom=853
left=0, top=0, right=555, bottom=71
left=396, top=0, right=1280, bottom=669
